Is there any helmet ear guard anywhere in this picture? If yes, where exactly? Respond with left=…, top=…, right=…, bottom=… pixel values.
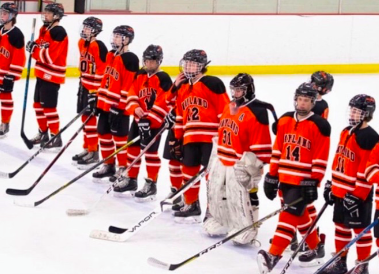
left=294, top=82, right=318, bottom=116
left=229, top=73, right=255, bottom=106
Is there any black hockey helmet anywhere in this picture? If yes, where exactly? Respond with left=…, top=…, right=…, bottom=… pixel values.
left=143, top=44, right=163, bottom=63
left=182, top=49, right=209, bottom=66
left=113, top=25, right=134, bottom=45
left=81, top=16, right=103, bottom=39
left=0, top=3, right=18, bottom=24
left=294, top=82, right=318, bottom=116
left=45, top=3, right=64, bottom=20
left=230, top=73, right=255, bottom=106
left=311, top=71, right=334, bottom=95
left=349, top=94, right=375, bottom=122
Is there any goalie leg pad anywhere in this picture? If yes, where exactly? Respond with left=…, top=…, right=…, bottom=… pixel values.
left=203, top=217, right=228, bottom=237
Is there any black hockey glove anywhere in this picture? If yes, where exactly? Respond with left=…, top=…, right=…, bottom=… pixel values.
left=169, top=138, right=183, bottom=162
left=164, top=108, right=176, bottom=129
left=0, top=75, right=15, bottom=93
left=26, top=41, right=38, bottom=53
left=263, top=173, right=279, bottom=201
left=87, top=93, right=98, bottom=114
left=138, top=118, right=151, bottom=142
left=343, top=193, right=361, bottom=216
left=323, top=180, right=335, bottom=205
left=300, top=178, right=319, bottom=204
left=109, top=106, right=123, bottom=133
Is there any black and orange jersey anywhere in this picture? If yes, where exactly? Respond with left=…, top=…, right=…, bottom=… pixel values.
left=269, top=111, right=331, bottom=186
left=32, top=25, right=68, bottom=84
left=78, top=39, right=107, bottom=92
left=126, top=70, right=172, bottom=128
left=97, top=50, right=139, bottom=113
left=365, top=142, right=379, bottom=209
left=332, top=126, right=378, bottom=200
left=173, top=76, right=230, bottom=144
left=312, top=99, right=329, bottom=119
left=217, top=99, right=272, bottom=166
left=0, top=26, right=25, bottom=84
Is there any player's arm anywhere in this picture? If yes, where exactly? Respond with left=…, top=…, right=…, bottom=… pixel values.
left=119, top=52, right=139, bottom=111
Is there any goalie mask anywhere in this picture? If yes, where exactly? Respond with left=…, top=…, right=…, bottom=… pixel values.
left=179, top=49, right=210, bottom=80
left=230, top=73, right=255, bottom=107
left=143, top=44, right=163, bottom=74
left=294, top=82, right=318, bottom=116
left=111, top=25, right=134, bottom=51
left=311, top=71, right=334, bottom=95
left=80, top=17, right=103, bottom=40
left=0, top=3, right=18, bottom=25
left=42, top=3, right=64, bottom=27
left=348, top=94, right=375, bottom=126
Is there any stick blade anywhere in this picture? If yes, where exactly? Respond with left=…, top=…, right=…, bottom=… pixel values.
left=0, top=172, right=10, bottom=179
left=66, top=209, right=89, bottom=216
left=21, top=132, right=34, bottom=150
left=6, top=188, right=30, bottom=196
left=108, top=226, right=128, bottom=234
left=89, top=229, right=124, bottom=242
left=147, top=257, right=171, bottom=270
left=14, top=199, right=35, bottom=207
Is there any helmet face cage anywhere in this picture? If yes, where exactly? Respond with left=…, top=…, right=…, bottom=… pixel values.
left=80, top=17, right=102, bottom=40
left=230, top=73, right=255, bottom=104
left=0, top=3, right=18, bottom=24
left=311, top=71, right=334, bottom=95
left=179, top=59, right=204, bottom=79
left=348, top=107, right=366, bottom=126
left=348, top=94, right=375, bottom=125
left=111, top=25, right=134, bottom=50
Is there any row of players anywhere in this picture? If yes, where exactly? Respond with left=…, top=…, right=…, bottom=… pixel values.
left=0, top=3, right=378, bottom=274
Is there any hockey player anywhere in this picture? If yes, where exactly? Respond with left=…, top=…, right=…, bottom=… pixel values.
left=311, top=71, right=334, bottom=119
left=202, top=73, right=272, bottom=245
left=26, top=3, right=68, bottom=149
left=92, top=25, right=139, bottom=182
left=0, top=3, right=26, bottom=137
left=257, top=83, right=331, bottom=273
left=72, top=17, right=107, bottom=169
left=321, top=94, right=378, bottom=274
left=113, top=44, right=172, bottom=199
left=168, top=49, right=230, bottom=224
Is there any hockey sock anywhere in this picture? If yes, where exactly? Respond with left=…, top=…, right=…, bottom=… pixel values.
left=0, top=92, right=13, bottom=123
left=126, top=145, right=141, bottom=178
left=297, top=210, right=320, bottom=250
left=33, top=102, right=48, bottom=132
left=169, top=159, right=183, bottom=190
left=44, top=107, right=59, bottom=135
left=114, top=135, right=128, bottom=167
left=82, top=114, right=98, bottom=152
left=270, top=211, right=297, bottom=256
left=334, top=222, right=352, bottom=257
left=307, top=204, right=317, bottom=222
left=182, top=165, right=201, bottom=205
left=99, top=133, right=115, bottom=165
left=145, top=151, right=161, bottom=182
left=354, top=227, right=373, bottom=260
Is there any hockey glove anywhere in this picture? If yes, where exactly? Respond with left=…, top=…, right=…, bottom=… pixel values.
left=26, top=41, right=38, bottom=53
left=343, top=193, right=361, bottom=216
left=109, top=106, right=123, bottom=133
left=0, top=75, right=15, bottom=93
left=169, top=138, right=183, bottom=162
left=263, top=173, right=279, bottom=201
left=138, top=118, right=151, bottom=142
left=300, top=178, right=319, bottom=204
left=164, top=108, right=176, bottom=129
left=323, top=180, right=335, bottom=205
left=87, top=92, right=98, bottom=114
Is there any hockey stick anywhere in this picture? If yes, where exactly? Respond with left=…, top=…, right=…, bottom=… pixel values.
left=20, top=18, right=37, bottom=150
left=345, top=249, right=379, bottom=274
left=89, top=165, right=209, bottom=241
left=7, top=113, right=94, bottom=196
left=314, top=217, right=379, bottom=274
left=148, top=197, right=303, bottom=271
left=280, top=202, right=329, bottom=274
left=13, top=136, right=140, bottom=208
left=0, top=107, right=89, bottom=180
left=66, top=123, right=169, bottom=216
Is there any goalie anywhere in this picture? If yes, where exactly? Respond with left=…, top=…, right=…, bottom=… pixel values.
left=203, top=73, right=273, bottom=246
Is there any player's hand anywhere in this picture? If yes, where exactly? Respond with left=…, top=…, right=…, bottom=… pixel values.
left=134, top=107, right=145, bottom=119
left=26, top=41, right=38, bottom=53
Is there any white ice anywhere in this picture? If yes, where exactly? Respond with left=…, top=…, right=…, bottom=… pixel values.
left=0, top=75, right=378, bottom=274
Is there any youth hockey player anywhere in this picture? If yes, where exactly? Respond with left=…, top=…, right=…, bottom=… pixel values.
left=72, top=17, right=107, bottom=169
left=311, top=71, right=334, bottom=119
left=257, top=83, right=331, bottom=273
left=321, top=94, right=378, bottom=274
left=0, top=3, right=26, bottom=137
left=92, top=25, right=139, bottom=182
left=168, top=49, right=230, bottom=224
left=113, top=44, right=172, bottom=199
left=26, top=3, right=68, bottom=149
left=202, top=73, right=272, bottom=245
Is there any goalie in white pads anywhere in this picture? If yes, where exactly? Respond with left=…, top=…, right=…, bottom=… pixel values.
left=203, top=73, right=272, bottom=246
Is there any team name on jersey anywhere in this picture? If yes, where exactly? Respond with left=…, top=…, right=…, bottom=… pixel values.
left=219, top=118, right=239, bottom=135
left=284, top=134, right=311, bottom=150
left=181, top=96, right=208, bottom=111
left=0, top=47, right=10, bottom=58
left=80, top=51, right=95, bottom=62
left=336, top=145, right=355, bottom=161
left=139, top=87, right=156, bottom=98
left=104, top=66, right=119, bottom=80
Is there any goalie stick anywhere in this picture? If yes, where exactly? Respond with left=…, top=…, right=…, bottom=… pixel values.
left=89, top=165, right=208, bottom=241
left=1, top=107, right=89, bottom=180
left=148, top=197, right=303, bottom=271
left=65, top=123, right=169, bottom=216
left=7, top=113, right=94, bottom=196
left=13, top=136, right=140, bottom=208
left=345, top=249, right=379, bottom=274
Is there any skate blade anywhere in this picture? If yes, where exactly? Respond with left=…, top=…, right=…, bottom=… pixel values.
left=77, top=163, right=100, bottom=170
left=299, top=258, right=324, bottom=267
left=134, top=195, right=157, bottom=203
left=257, top=253, right=270, bottom=274
left=174, top=215, right=201, bottom=224
left=92, top=178, right=112, bottom=184
left=72, top=161, right=79, bottom=167
left=113, top=191, right=136, bottom=198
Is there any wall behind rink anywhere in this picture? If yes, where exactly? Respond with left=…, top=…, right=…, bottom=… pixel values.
left=17, top=14, right=379, bottom=76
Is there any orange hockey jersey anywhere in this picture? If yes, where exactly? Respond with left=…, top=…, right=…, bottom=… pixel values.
left=365, top=142, right=379, bottom=209
left=32, top=25, right=68, bottom=84
left=332, top=126, right=379, bottom=200
left=0, top=26, right=26, bottom=84
left=126, top=70, right=172, bottom=128
left=173, top=76, right=230, bottom=144
left=97, top=50, right=139, bottom=113
left=78, top=39, right=107, bottom=92
left=217, top=99, right=272, bottom=166
left=269, top=112, right=331, bottom=186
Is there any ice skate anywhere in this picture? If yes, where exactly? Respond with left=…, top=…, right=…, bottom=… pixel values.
left=174, top=200, right=201, bottom=224
left=0, top=123, right=9, bottom=138
left=92, top=164, right=115, bottom=183
left=113, top=176, right=137, bottom=197
left=134, top=178, right=157, bottom=202
left=257, top=249, right=282, bottom=274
